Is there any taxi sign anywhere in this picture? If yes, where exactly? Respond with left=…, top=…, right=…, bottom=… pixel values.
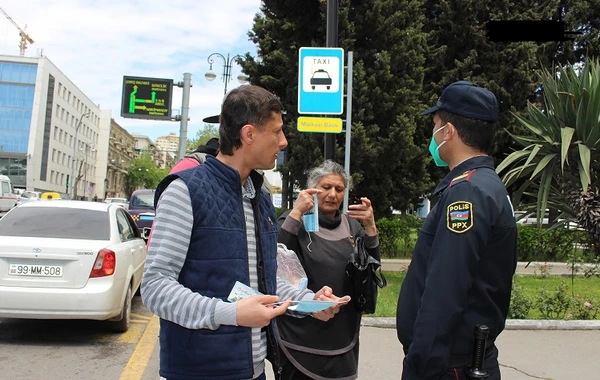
left=298, top=48, right=344, bottom=115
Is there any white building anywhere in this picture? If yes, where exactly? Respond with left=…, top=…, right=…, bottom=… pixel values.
left=0, top=54, right=110, bottom=199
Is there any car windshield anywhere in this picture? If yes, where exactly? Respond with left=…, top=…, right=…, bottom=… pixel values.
left=130, top=193, right=154, bottom=209
left=0, top=207, right=110, bottom=240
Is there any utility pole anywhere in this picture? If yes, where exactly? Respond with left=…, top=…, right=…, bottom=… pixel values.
left=324, top=0, right=338, bottom=161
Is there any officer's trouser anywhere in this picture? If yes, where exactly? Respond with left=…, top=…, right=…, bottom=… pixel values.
left=440, top=347, right=500, bottom=380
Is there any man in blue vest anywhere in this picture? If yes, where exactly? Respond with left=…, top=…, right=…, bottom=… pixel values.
left=142, top=85, right=348, bottom=380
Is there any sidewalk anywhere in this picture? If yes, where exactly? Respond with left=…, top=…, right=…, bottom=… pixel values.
left=382, top=258, right=595, bottom=276
left=264, top=326, right=600, bottom=380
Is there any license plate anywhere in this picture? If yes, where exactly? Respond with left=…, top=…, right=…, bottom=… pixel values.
left=9, top=264, right=63, bottom=277
left=139, top=215, right=154, bottom=221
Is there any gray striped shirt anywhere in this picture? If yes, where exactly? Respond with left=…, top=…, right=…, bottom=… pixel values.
left=142, top=177, right=313, bottom=379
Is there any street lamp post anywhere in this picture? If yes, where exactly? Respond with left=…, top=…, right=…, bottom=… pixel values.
left=70, top=111, right=91, bottom=199
left=82, top=142, right=96, bottom=201
left=205, top=53, right=249, bottom=96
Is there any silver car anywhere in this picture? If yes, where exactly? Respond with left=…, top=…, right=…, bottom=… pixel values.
left=0, top=201, right=147, bottom=332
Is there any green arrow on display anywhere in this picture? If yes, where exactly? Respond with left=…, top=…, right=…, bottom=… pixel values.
left=129, top=85, right=138, bottom=113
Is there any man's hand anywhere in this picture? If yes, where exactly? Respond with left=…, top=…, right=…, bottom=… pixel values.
left=311, top=286, right=351, bottom=322
left=236, top=295, right=291, bottom=328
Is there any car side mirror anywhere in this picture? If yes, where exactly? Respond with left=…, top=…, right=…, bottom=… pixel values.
left=141, top=227, right=152, bottom=241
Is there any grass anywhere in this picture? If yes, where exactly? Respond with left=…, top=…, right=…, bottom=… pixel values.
left=372, top=271, right=600, bottom=319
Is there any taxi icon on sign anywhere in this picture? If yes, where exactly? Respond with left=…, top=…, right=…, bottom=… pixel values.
left=310, top=69, right=332, bottom=90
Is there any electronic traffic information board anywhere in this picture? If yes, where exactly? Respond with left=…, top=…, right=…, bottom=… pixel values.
left=120, top=76, right=173, bottom=120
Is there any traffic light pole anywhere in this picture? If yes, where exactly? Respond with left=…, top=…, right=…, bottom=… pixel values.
left=324, top=0, right=338, bottom=161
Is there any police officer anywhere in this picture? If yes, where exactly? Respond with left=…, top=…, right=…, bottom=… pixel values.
left=396, top=81, right=517, bottom=380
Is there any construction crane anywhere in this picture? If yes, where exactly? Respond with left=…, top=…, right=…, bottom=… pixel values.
left=0, top=6, right=34, bottom=56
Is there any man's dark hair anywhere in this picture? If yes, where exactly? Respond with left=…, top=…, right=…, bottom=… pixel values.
left=218, top=85, right=284, bottom=155
left=438, top=110, right=497, bottom=154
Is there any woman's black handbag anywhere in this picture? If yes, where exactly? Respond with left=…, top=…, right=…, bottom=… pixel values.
left=346, top=236, right=387, bottom=314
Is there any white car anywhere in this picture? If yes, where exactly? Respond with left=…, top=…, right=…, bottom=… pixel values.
left=104, top=197, right=129, bottom=210
left=0, top=201, right=147, bottom=332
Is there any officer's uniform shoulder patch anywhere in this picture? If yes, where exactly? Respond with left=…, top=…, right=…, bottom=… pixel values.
left=449, top=169, right=477, bottom=188
left=447, top=201, right=473, bottom=233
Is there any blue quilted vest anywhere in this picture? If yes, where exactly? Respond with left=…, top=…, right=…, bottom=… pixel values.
left=155, top=156, right=279, bottom=380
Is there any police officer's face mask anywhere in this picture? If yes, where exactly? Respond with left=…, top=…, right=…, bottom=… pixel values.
left=428, top=123, right=449, bottom=167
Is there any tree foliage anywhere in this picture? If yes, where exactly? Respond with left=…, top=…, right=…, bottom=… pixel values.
left=124, top=153, right=168, bottom=197
left=187, top=124, right=219, bottom=151
left=240, top=0, right=431, bottom=217
left=239, top=0, right=600, bottom=220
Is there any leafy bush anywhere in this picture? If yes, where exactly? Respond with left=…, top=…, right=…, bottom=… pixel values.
left=377, top=215, right=423, bottom=258
left=517, top=225, right=587, bottom=262
left=508, top=281, right=533, bottom=319
left=536, top=281, right=573, bottom=319
left=570, top=296, right=600, bottom=320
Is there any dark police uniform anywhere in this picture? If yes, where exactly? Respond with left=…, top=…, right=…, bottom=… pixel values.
left=396, top=155, right=517, bottom=380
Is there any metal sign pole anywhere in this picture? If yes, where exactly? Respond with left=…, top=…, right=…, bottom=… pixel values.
left=177, top=73, right=192, bottom=161
left=343, top=51, right=353, bottom=212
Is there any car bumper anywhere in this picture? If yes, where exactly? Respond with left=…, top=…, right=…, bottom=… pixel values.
left=0, top=277, right=126, bottom=320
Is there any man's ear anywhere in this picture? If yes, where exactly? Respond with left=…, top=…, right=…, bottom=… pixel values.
left=240, top=124, right=254, bottom=145
left=443, top=122, right=456, bottom=141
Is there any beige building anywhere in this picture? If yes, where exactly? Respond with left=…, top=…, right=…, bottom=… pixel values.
left=130, top=133, right=172, bottom=169
left=106, top=119, right=136, bottom=198
left=156, top=132, right=179, bottom=154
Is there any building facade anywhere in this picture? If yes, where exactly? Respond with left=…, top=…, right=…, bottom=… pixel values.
left=0, top=54, right=110, bottom=199
left=155, top=132, right=179, bottom=154
left=106, top=119, right=136, bottom=199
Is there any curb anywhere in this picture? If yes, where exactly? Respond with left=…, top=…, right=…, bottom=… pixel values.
left=362, top=317, right=600, bottom=330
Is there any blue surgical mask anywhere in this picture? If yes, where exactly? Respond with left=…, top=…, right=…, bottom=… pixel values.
left=428, top=124, right=449, bottom=167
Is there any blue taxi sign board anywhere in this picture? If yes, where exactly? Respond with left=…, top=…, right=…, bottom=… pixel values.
left=298, top=47, right=344, bottom=115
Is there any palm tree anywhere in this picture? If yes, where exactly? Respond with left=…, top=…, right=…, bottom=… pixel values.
left=497, top=57, right=600, bottom=255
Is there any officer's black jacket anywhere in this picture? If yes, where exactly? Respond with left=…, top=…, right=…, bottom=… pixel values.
left=396, top=156, right=517, bottom=380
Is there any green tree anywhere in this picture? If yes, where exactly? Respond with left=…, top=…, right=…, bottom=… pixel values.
left=187, top=124, right=219, bottom=151
left=497, top=58, right=600, bottom=255
left=421, top=1, right=562, bottom=176
left=124, top=153, right=165, bottom=197
left=240, top=0, right=431, bottom=216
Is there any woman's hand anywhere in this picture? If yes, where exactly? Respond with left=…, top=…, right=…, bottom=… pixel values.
left=311, top=286, right=351, bottom=322
left=288, top=188, right=321, bottom=221
left=346, top=197, right=378, bottom=236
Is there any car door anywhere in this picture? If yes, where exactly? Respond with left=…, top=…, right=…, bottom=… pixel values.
left=115, top=209, right=146, bottom=293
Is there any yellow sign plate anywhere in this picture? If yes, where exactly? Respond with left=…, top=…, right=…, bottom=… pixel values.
left=297, top=117, right=343, bottom=133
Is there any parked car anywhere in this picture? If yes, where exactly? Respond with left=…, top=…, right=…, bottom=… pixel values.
left=0, top=175, right=18, bottom=212
left=40, top=191, right=62, bottom=200
left=104, top=197, right=129, bottom=210
left=128, top=189, right=156, bottom=230
left=0, top=201, right=147, bottom=332
left=17, top=190, right=42, bottom=206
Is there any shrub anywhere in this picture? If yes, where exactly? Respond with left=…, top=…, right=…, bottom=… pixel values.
left=508, top=281, right=533, bottom=319
left=377, top=215, right=423, bottom=258
left=536, top=281, right=573, bottom=319
left=570, top=296, right=600, bottom=320
left=517, top=225, right=588, bottom=262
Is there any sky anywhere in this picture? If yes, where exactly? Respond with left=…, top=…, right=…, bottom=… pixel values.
left=0, top=0, right=263, bottom=141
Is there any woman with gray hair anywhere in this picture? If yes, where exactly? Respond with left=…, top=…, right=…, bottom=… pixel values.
left=274, top=160, right=380, bottom=379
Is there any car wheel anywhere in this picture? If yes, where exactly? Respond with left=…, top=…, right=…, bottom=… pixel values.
left=312, top=85, right=315, bottom=90
left=327, top=86, right=330, bottom=90
left=110, top=284, right=132, bottom=333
